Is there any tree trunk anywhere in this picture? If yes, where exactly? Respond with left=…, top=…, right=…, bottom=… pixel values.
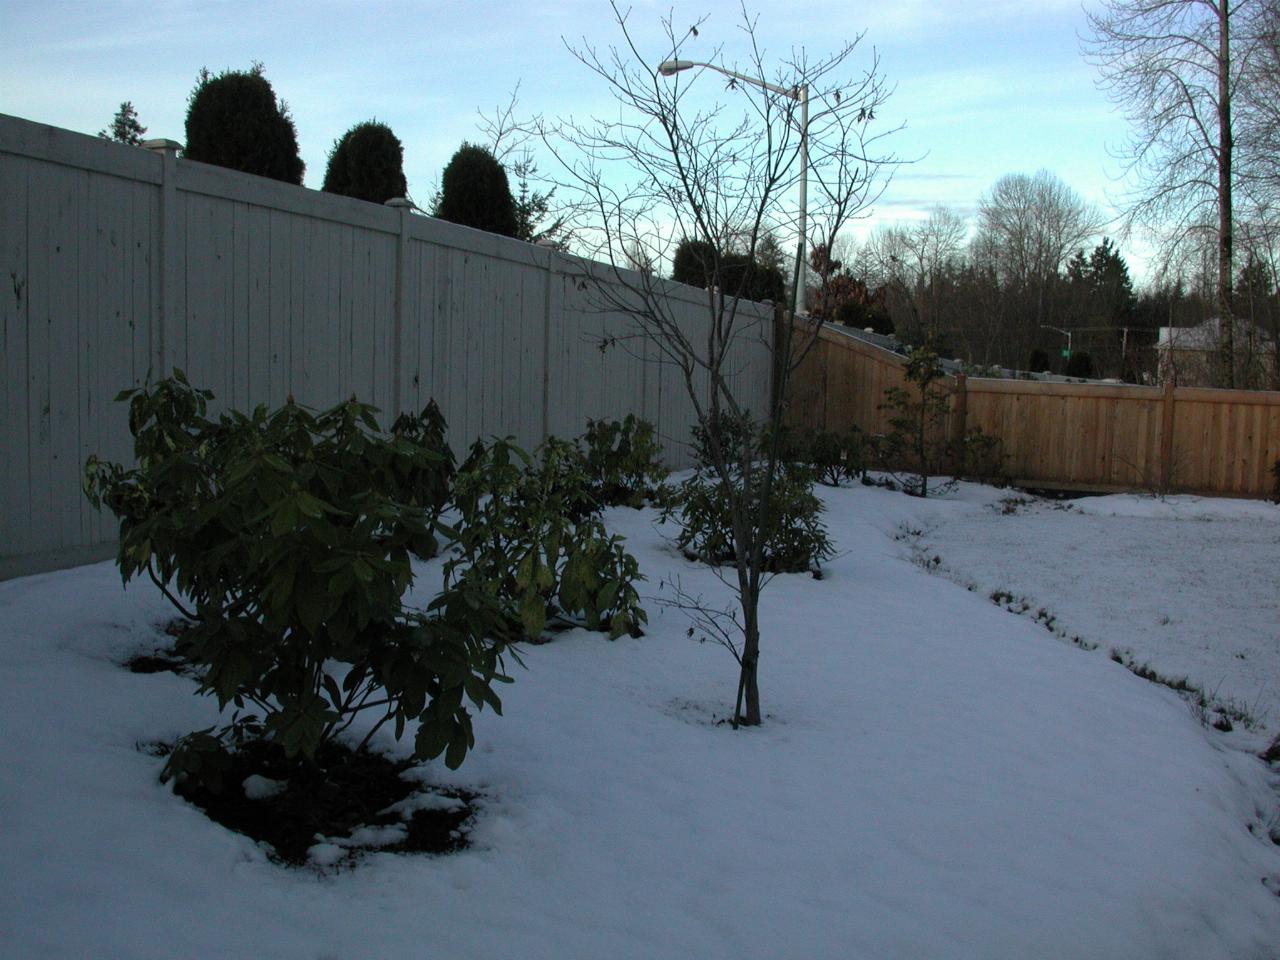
left=1217, top=0, right=1235, bottom=388
left=737, top=595, right=762, bottom=726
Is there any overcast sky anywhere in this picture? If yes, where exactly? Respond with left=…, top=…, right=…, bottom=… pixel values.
left=1, top=0, right=1146, bottom=274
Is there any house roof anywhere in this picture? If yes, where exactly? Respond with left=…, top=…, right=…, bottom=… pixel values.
left=1157, top=317, right=1274, bottom=351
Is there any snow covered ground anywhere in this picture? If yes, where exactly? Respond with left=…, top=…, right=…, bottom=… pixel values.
left=889, top=485, right=1280, bottom=734
left=2, top=482, right=1279, bottom=959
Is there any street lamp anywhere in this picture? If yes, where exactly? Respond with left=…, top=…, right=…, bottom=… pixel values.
left=656, top=59, right=809, bottom=316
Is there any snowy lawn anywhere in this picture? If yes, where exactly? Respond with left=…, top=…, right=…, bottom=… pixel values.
left=2, top=481, right=1279, bottom=959
left=892, top=486, right=1280, bottom=736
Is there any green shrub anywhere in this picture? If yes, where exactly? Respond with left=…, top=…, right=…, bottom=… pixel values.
left=1028, top=348, right=1051, bottom=373
left=445, top=436, right=647, bottom=641
left=183, top=64, right=304, bottom=184
left=581, top=414, right=669, bottom=507
left=1064, top=350, right=1095, bottom=379
left=436, top=143, right=518, bottom=237
left=388, top=399, right=455, bottom=558
left=670, top=238, right=785, bottom=303
left=782, top=424, right=867, bottom=486
left=878, top=340, right=954, bottom=498
left=322, top=120, right=408, bottom=204
left=953, top=427, right=1007, bottom=486
left=671, top=239, right=719, bottom=287
left=1270, top=458, right=1279, bottom=504
left=84, top=373, right=507, bottom=785
left=834, top=299, right=893, bottom=336
left=664, top=414, right=833, bottom=574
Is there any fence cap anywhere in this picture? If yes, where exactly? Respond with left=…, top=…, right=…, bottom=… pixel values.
left=141, top=138, right=183, bottom=155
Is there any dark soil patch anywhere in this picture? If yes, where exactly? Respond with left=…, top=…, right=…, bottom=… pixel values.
left=1263, top=734, right=1280, bottom=765
left=126, top=648, right=191, bottom=675
left=126, top=620, right=198, bottom=676
left=168, top=739, right=476, bottom=867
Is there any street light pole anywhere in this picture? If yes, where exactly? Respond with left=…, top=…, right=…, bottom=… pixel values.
left=657, top=59, right=809, bottom=316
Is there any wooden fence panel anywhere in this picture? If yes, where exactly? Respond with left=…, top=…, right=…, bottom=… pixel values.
left=788, top=320, right=1280, bottom=499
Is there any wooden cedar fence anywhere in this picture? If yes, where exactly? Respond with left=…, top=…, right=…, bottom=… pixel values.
left=787, top=323, right=1280, bottom=499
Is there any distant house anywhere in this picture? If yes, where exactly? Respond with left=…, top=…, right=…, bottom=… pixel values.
left=1156, top=317, right=1278, bottom=387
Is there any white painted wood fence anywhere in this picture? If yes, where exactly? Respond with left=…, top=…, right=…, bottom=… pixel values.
left=0, top=113, right=773, bottom=580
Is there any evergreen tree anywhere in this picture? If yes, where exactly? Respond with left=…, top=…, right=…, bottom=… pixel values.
left=1087, top=237, right=1136, bottom=327
left=98, top=101, right=147, bottom=145
left=1234, top=255, right=1275, bottom=322
left=671, top=238, right=719, bottom=287
left=1065, top=249, right=1089, bottom=285
left=184, top=64, right=304, bottom=185
left=435, top=143, right=518, bottom=237
left=509, top=154, right=568, bottom=246
left=723, top=252, right=786, bottom=305
left=669, top=238, right=784, bottom=304
left=322, top=121, right=408, bottom=205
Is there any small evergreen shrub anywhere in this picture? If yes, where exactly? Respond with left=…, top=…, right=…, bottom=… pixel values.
left=388, top=399, right=455, bottom=558
left=953, top=427, right=1007, bottom=486
left=1064, top=350, right=1095, bottom=379
left=783, top=424, right=867, bottom=486
left=322, top=120, right=409, bottom=205
left=1028, top=348, right=1051, bottom=373
left=580, top=414, right=669, bottom=507
left=878, top=340, right=955, bottom=497
left=671, top=239, right=719, bottom=287
left=84, top=373, right=506, bottom=787
left=834, top=299, right=893, bottom=336
left=1270, top=458, right=1279, bottom=504
left=722, top=251, right=787, bottom=304
left=446, top=436, right=647, bottom=641
left=436, top=143, right=518, bottom=237
left=184, top=64, right=304, bottom=184
left=664, top=413, right=833, bottom=574
left=669, top=239, right=786, bottom=303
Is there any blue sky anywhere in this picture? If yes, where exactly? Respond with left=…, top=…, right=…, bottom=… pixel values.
left=1, top=0, right=1143, bottom=273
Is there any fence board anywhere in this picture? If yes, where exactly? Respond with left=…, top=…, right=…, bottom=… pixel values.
left=1, top=153, right=31, bottom=555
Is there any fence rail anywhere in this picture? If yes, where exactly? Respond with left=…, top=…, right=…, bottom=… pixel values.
left=0, top=112, right=771, bottom=580
left=787, top=323, right=1280, bottom=499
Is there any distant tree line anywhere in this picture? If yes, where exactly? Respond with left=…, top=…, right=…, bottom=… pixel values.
left=93, top=57, right=1280, bottom=388
left=793, top=168, right=1279, bottom=387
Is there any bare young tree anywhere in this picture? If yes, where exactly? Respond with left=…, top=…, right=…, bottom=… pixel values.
left=545, top=4, right=898, bottom=726
left=1084, top=0, right=1246, bottom=386
left=476, top=83, right=574, bottom=247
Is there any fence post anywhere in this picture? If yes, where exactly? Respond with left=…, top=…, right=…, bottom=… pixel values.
left=541, top=253, right=555, bottom=443
left=142, top=139, right=182, bottom=377
left=386, top=198, right=413, bottom=419
left=1160, top=379, right=1176, bottom=491
left=951, top=372, right=968, bottom=448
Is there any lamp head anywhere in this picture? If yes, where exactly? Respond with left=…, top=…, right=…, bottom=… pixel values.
left=657, top=60, right=695, bottom=77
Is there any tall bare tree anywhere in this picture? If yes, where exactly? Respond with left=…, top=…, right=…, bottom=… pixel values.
left=545, top=4, right=898, bottom=725
left=1084, top=0, right=1246, bottom=386
left=973, top=170, right=1099, bottom=360
left=856, top=206, right=968, bottom=342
